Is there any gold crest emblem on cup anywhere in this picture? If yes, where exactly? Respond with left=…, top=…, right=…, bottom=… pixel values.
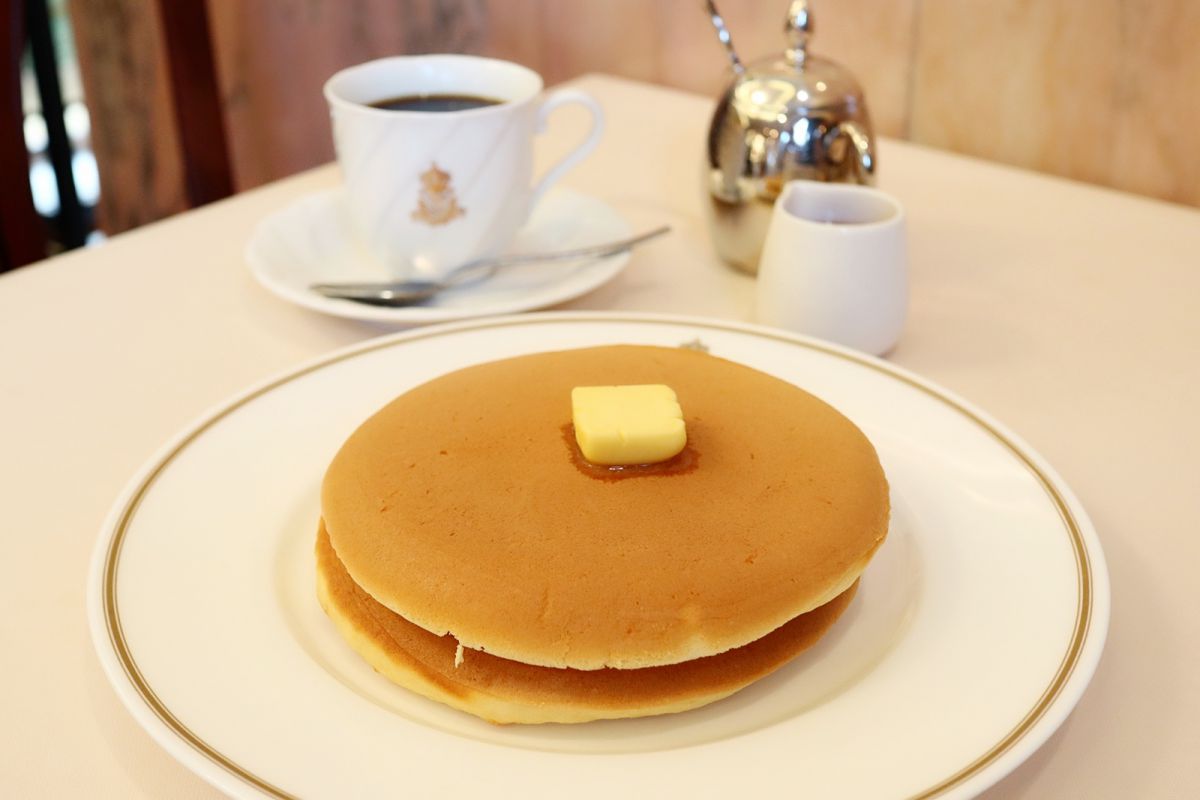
left=411, top=163, right=465, bottom=225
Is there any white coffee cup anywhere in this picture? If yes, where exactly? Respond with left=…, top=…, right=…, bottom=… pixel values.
left=324, top=55, right=604, bottom=279
left=755, top=181, right=908, bottom=356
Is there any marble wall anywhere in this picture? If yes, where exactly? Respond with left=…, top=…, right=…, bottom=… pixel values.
left=72, top=0, right=1200, bottom=232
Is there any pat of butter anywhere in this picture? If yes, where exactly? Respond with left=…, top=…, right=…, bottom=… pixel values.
left=571, top=384, right=686, bottom=466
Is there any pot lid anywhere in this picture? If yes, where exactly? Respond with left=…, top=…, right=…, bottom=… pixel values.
left=726, top=1, right=866, bottom=118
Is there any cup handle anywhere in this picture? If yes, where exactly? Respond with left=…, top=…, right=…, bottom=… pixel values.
left=528, top=89, right=605, bottom=212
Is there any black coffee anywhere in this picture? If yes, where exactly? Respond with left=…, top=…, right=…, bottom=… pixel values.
left=369, top=93, right=502, bottom=112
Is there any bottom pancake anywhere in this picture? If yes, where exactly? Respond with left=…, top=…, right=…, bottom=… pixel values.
left=316, top=524, right=858, bottom=724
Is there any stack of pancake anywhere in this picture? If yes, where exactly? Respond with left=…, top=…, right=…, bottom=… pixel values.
left=317, top=345, right=889, bottom=724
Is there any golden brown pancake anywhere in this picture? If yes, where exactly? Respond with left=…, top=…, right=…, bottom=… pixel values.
left=316, top=524, right=858, bottom=724
left=322, top=345, right=889, bottom=670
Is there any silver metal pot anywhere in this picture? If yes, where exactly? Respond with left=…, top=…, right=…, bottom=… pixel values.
left=703, top=0, right=876, bottom=273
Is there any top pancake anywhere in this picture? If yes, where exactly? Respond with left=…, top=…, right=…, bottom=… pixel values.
left=321, top=345, right=889, bottom=670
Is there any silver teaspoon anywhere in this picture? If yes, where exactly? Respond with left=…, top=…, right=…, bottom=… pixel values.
left=310, top=225, right=671, bottom=307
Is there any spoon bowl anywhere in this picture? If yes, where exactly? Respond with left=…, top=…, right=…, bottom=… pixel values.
left=310, top=280, right=447, bottom=306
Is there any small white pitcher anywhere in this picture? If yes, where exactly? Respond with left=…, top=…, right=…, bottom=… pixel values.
left=755, top=180, right=907, bottom=356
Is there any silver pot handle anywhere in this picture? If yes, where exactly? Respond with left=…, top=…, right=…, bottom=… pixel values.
left=825, top=121, right=876, bottom=185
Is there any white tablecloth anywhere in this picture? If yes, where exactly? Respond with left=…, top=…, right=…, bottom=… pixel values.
left=1, top=74, right=1197, bottom=798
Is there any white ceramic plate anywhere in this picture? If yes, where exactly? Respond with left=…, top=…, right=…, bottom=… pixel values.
left=245, top=188, right=633, bottom=324
left=88, top=313, right=1108, bottom=800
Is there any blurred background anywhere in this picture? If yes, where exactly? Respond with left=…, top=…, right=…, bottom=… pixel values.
left=4, top=0, right=1198, bottom=269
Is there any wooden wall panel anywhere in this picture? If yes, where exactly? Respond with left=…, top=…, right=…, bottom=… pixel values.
left=71, top=0, right=188, bottom=232
left=1109, top=1, right=1200, bottom=205
left=911, top=0, right=1200, bottom=206
left=70, top=0, right=1200, bottom=235
left=209, top=0, right=490, bottom=189
left=479, top=0, right=916, bottom=136
left=207, top=0, right=919, bottom=194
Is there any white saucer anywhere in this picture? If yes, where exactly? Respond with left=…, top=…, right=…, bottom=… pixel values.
left=246, top=188, right=633, bottom=324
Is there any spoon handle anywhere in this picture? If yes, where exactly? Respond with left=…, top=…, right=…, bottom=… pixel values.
left=704, top=0, right=744, bottom=75
left=312, top=225, right=672, bottom=300
left=445, top=225, right=671, bottom=286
